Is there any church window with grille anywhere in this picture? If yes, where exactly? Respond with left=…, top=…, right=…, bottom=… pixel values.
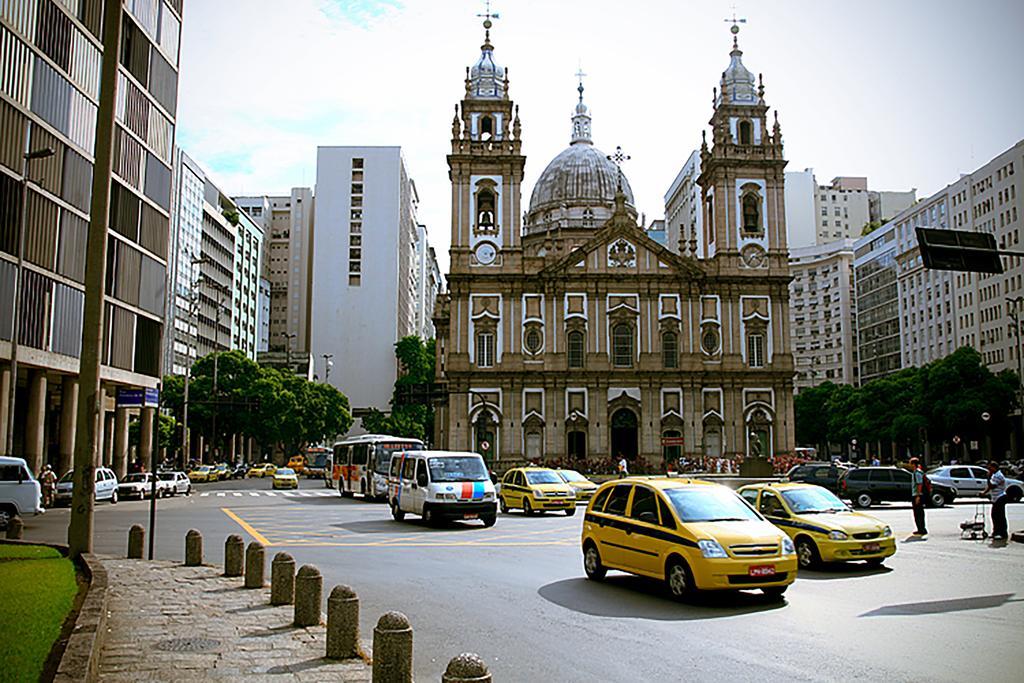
left=747, top=333, right=765, bottom=368
left=476, top=332, right=495, bottom=368
left=524, top=327, right=543, bottom=355
left=612, top=324, right=633, bottom=368
left=567, top=330, right=584, bottom=368
left=662, top=331, right=678, bottom=368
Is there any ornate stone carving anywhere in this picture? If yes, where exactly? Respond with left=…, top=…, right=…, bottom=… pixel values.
left=607, top=239, right=637, bottom=268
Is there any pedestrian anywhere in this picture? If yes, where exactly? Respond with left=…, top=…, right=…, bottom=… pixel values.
left=39, top=464, right=57, bottom=508
left=617, top=454, right=628, bottom=479
left=871, top=456, right=880, bottom=467
left=981, top=461, right=1008, bottom=540
left=908, top=457, right=927, bottom=536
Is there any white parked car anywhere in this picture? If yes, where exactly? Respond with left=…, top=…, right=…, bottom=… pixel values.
left=927, top=465, right=1023, bottom=501
left=55, top=467, right=119, bottom=506
left=157, top=471, right=192, bottom=496
left=117, top=473, right=173, bottom=500
left=0, top=456, right=43, bottom=529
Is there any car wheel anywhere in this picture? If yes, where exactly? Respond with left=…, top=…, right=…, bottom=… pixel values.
left=929, top=491, right=946, bottom=508
left=565, top=507, right=576, bottom=517
left=761, top=585, right=788, bottom=600
left=583, top=542, right=606, bottom=581
left=523, top=499, right=534, bottom=516
left=481, top=514, right=496, bottom=528
left=499, top=497, right=509, bottom=514
left=422, top=505, right=435, bottom=526
left=110, top=490, right=118, bottom=505
left=665, top=557, right=694, bottom=601
left=854, top=492, right=872, bottom=508
left=0, top=507, right=11, bottom=531
left=391, top=502, right=405, bottom=522
left=865, top=558, right=885, bottom=568
left=796, top=537, right=820, bottom=570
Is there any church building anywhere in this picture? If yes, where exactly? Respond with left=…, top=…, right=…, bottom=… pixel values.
left=433, top=18, right=796, bottom=468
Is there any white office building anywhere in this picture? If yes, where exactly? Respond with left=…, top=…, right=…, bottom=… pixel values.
left=663, top=150, right=703, bottom=257
left=414, top=224, right=442, bottom=340
left=784, top=168, right=818, bottom=248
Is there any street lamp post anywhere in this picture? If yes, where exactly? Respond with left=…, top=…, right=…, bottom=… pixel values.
left=1007, top=296, right=1024, bottom=458
left=5, top=146, right=55, bottom=456
left=281, top=332, right=296, bottom=373
left=180, top=256, right=205, bottom=468
left=323, top=354, right=334, bottom=383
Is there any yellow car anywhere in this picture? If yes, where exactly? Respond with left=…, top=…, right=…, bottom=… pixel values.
left=738, top=482, right=896, bottom=569
left=499, top=467, right=576, bottom=516
left=213, top=463, right=229, bottom=480
left=582, top=478, right=797, bottom=599
left=272, top=467, right=299, bottom=489
left=556, top=469, right=599, bottom=503
left=188, top=466, right=213, bottom=482
left=247, top=464, right=275, bottom=478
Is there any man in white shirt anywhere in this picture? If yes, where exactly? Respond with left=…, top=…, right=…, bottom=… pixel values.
left=617, top=455, right=628, bottom=479
left=982, top=461, right=1008, bottom=540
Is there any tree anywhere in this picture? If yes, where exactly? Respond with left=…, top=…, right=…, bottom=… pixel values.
left=794, top=382, right=836, bottom=453
left=861, top=220, right=882, bottom=236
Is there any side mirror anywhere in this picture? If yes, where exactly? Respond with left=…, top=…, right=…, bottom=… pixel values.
left=638, top=511, right=658, bottom=524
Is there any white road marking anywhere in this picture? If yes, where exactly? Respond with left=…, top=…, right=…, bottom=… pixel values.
left=217, top=492, right=226, bottom=497
left=264, top=491, right=276, bottom=496
left=200, top=492, right=209, bottom=497
left=249, top=492, right=260, bottom=497
left=233, top=492, right=242, bottom=497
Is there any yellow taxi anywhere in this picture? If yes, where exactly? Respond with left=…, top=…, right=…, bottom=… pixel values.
left=188, top=465, right=213, bottom=482
left=286, top=454, right=307, bottom=474
left=556, top=469, right=599, bottom=503
left=272, top=467, right=299, bottom=490
left=213, top=463, right=229, bottom=480
left=247, top=463, right=276, bottom=478
left=499, top=467, right=577, bottom=516
left=582, top=478, right=797, bottom=600
left=738, top=482, right=896, bottom=569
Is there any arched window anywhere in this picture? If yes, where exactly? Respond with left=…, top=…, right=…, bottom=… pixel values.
left=480, top=115, right=494, bottom=141
left=476, top=188, right=496, bottom=232
left=742, top=192, right=761, bottom=234
left=738, top=120, right=752, bottom=145
left=612, top=324, right=633, bottom=368
left=567, top=330, right=584, bottom=369
left=662, top=331, right=678, bottom=368
left=582, top=208, right=594, bottom=228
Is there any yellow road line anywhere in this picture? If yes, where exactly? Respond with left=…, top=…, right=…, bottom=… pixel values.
left=222, top=507, right=272, bottom=546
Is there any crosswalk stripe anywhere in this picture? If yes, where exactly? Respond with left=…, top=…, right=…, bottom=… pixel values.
left=217, top=492, right=226, bottom=497
left=233, top=492, right=242, bottom=497
left=264, top=491, right=276, bottom=496
left=200, top=492, right=209, bottom=497
left=249, top=492, right=260, bottom=497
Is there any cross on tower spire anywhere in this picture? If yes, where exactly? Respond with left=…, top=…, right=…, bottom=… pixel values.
left=477, top=0, right=500, bottom=42
left=575, top=64, right=587, bottom=103
left=607, top=146, right=630, bottom=193
left=724, top=5, right=746, bottom=48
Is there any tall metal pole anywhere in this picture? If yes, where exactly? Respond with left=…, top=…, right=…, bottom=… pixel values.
left=323, top=353, right=333, bottom=383
left=180, top=257, right=203, bottom=468
left=68, top=0, right=121, bottom=559
left=1009, top=297, right=1024, bottom=458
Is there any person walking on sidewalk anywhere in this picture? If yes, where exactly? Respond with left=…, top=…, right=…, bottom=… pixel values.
left=39, top=464, right=57, bottom=508
left=982, top=461, right=1008, bottom=540
left=617, top=454, right=628, bottom=479
left=909, top=457, right=928, bottom=536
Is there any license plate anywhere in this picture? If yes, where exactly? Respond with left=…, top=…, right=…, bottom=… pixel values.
left=748, top=565, right=776, bottom=577
left=863, top=542, right=880, bottom=552
left=463, top=514, right=478, bottom=520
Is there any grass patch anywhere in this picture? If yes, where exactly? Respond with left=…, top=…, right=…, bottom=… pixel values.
left=0, top=544, right=78, bottom=683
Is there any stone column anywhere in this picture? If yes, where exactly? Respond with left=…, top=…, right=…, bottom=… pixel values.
left=58, top=376, right=79, bottom=475
left=113, top=406, right=129, bottom=479
left=0, top=364, right=10, bottom=452
left=103, top=411, right=115, bottom=467
left=140, top=406, right=155, bottom=471
left=25, top=370, right=47, bottom=474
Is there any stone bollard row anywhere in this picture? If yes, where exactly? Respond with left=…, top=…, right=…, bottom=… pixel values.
left=244, top=541, right=265, bottom=588
left=326, top=584, right=360, bottom=660
left=443, top=653, right=491, bottom=683
left=271, top=552, right=295, bottom=605
left=5, top=515, right=23, bottom=540
left=185, top=529, right=203, bottom=566
left=127, top=524, right=144, bottom=559
left=372, top=611, right=413, bottom=683
left=224, top=535, right=244, bottom=577
left=293, top=565, right=322, bottom=627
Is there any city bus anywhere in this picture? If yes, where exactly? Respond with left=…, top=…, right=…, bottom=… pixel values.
left=332, top=434, right=424, bottom=501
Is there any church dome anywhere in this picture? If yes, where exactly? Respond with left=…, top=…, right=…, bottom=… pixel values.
left=719, top=28, right=758, bottom=105
left=525, top=80, right=635, bottom=234
left=467, top=21, right=505, bottom=99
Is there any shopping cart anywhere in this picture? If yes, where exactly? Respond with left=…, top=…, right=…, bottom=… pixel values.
left=959, top=502, right=988, bottom=540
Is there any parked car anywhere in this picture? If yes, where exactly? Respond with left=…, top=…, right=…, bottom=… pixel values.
left=0, top=456, right=44, bottom=529
left=188, top=466, right=214, bottom=482
left=927, top=465, right=1023, bottom=501
left=157, top=471, right=192, bottom=496
left=55, top=467, right=119, bottom=506
left=782, top=462, right=849, bottom=493
left=117, top=473, right=173, bottom=500
left=839, top=466, right=955, bottom=508
left=247, top=464, right=276, bottom=478
left=232, top=464, right=249, bottom=479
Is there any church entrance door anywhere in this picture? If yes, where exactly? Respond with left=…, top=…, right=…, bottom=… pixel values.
left=610, top=409, right=638, bottom=461
left=567, top=430, right=587, bottom=461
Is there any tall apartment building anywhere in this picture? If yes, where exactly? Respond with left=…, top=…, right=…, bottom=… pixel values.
left=790, top=239, right=858, bottom=389
left=311, top=146, right=425, bottom=416
left=663, top=150, right=702, bottom=257
left=816, top=176, right=871, bottom=243
left=413, top=223, right=441, bottom=340
left=854, top=222, right=901, bottom=384
left=784, top=168, right=817, bottom=248
left=0, top=1, right=182, bottom=476
left=234, top=189, right=313, bottom=354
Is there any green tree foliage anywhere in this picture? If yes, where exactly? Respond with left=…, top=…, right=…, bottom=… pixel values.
left=861, top=220, right=883, bottom=236
left=362, top=336, right=436, bottom=442
left=794, top=381, right=836, bottom=450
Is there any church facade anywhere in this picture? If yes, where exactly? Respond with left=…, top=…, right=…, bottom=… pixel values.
left=433, top=21, right=796, bottom=468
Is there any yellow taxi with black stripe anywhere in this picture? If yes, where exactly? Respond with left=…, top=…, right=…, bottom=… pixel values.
left=556, top=469, right=599, bottom=503
left=499, top=467, right=577, bottom=516
left=737, top=482, right=896, bottom=569
left=582, top=477, right=797, bottom=600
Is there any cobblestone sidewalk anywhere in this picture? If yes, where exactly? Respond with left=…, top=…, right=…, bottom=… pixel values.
left=98, top=559, right=371, bottom=682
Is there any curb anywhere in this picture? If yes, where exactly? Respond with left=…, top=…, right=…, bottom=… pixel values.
left=1012, top=530, right=1024, bottom=544
left=55, top=554, right=109, bottom=683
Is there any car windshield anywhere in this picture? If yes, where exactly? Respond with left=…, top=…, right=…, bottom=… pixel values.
left=558, top=470, right=588, bottom=483
left=664, top=487, right=761, bottom=523
left=780, top=487, right=847, bottom=513
left=123, top=474, right=148, bottom=483
left=428, top=457, right=488, bottom=482
left=276, top=468, right=294, bottom=476
left=157, top=472, right=175, bottom=480
left=525, top=470, right=563, bottom=485
left=59, top=471, right=74, bottom=483
left=926, top=467, right=944, bottom=475
left=199, top=466, right=211, bottom=472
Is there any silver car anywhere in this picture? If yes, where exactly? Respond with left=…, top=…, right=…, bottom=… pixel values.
left=117, top=473, right=173, bottom=499
left=927, top=465, right=1023, bottom=500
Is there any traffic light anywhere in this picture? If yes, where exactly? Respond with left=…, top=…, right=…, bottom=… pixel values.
left=916, top=227, right=1003, bottom=274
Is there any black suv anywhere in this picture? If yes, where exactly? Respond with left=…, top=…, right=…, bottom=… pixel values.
left=840, top=466, right=955, bottom=508
left=783, top=462, right=849, bottom=493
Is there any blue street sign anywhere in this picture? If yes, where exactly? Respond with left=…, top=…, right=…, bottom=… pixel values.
left=117, top=388, right=160, bottom=408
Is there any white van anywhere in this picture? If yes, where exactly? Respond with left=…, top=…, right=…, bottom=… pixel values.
left=0, top=456, right=43, bottom=529
left=388, top=450, right=497, bottom=527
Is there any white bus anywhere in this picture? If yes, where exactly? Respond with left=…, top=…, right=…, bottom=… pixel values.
left=333, top=434, right=424, bottom=501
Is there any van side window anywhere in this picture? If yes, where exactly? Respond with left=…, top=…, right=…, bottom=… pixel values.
left=657, top=496, right=677, bottom=529
left=402, top=457, right=416, bottom=480
left=0, top=465, right=21, bottom=481
left=390, top=457, right=401, bottom=478
left=604, top=485, right=632, bottom=516
left=590, top=486, right=612, bottom=512
left=416, top=460, right=429, bottom=487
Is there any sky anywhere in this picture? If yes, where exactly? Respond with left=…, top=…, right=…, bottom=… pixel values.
left=177, top=0, right=1024, bottom=273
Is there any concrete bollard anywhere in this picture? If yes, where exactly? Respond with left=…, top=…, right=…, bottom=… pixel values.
left=293, top=565, right=322, bottom=627
left=372, top=611, right=413, bottom=683
left=270, top=552, right=295, bottom=605
left=185, top=529, right=203, bottom=566
left=5, top=515, right=23, bottom=540
left=224, top=535, right=244, bottom=577
left=442, top=653, right=492, bottom=683
left=244, top=541, right=265, bottom=588
left=326, top=585, right=360, bottom=660
left=127, top=524, right=144, bottom=559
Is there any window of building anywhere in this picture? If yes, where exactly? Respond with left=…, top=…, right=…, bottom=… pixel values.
left=567, top=330, right=584, bottom=368
left=476, top=332, right=495, bottom=368
left=738, top=120, right=752, bottom=145
left=352, top=158, right=364, bottom=169
left=662, top=331, right=678, bottom=368
left=524, top=327, right=542, bottom=354
left=747, top=333, right=765, bottom=368
left=612, top=324, right=633, bottom=368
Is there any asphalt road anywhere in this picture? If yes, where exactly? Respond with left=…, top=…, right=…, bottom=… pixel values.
left=23, top=476, right=1024, bottom=682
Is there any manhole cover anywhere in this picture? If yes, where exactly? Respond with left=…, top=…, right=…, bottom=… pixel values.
left=154, top=637, right=221, bottom=652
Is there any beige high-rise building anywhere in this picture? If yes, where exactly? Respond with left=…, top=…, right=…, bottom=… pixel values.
left=816, top=177, right=871, bottom=243
left=433, top=22, right=795, bottom=467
